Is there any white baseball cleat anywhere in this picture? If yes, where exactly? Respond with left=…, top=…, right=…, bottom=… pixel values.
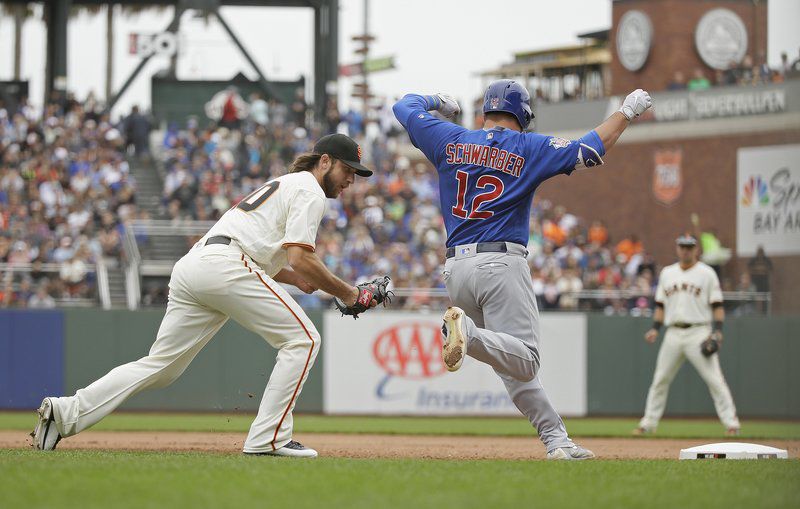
left=245, top=440, right=318, bottom=458
left=546, top=444, right=596, bottom=460
left=31, top=397, right=61, bottom=451
left=441, top=307, right=467, bottom=372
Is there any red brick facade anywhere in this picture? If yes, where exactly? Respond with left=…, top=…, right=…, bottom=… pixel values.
left=610, top=0, right=768, bottom=95
left=536, top=129, right=800, bottom=313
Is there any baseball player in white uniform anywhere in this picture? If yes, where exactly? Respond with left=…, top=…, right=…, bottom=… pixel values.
left=635, top=235, right=740, bottom=435
left=32, top=134, right=379, bottom=458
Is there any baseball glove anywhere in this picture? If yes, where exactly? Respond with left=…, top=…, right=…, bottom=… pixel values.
left=334, top=276, right=393, bottom=319
left=701, top=335, right=720, bottom=357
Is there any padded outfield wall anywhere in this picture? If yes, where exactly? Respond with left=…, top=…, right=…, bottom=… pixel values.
left=1, top=310, right=797, bottom=418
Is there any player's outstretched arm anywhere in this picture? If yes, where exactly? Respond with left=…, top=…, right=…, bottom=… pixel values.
left=594, top=89, right=652, bottom=152
left=392, top=93, right=460, bottom=127
left=286, top=245, right=359, bottom=305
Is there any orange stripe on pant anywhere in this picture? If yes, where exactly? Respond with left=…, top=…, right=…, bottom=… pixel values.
left=241, top=254, right=315, bottom=450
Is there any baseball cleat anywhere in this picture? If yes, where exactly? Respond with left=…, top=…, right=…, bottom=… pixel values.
left=546, top=444, right=596, bottom=460
left=725, top=428, right=740, bottom=437
left=631, top=426, right=654, bottom=436
left=244, top=440, right=318, bottom=458
left=441, top=307, right=467, bottom=372
left=31, top=398, right=61, bottom=451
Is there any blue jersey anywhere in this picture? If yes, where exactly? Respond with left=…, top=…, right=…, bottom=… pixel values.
left=393, top=94, right=605, bottom=248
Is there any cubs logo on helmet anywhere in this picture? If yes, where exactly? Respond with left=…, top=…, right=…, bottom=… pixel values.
left=482, top=79, right=534, bottom=130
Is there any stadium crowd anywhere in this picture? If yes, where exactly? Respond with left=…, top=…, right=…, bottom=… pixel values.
left=156, top=91, right=762, bottom=314
left=1, top=83, right=774, bottom=313
left=0, top=92, right=137, bottom=307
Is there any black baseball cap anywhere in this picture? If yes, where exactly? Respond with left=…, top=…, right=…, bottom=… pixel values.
left=313, top=134, right=373, bottom=177
left=676, top=234, right=698, bottom=246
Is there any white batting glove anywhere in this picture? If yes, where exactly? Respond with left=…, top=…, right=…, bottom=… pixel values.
left=618, top=89, right=652, bottom=121
left=435, top=93, right=461, bottom=119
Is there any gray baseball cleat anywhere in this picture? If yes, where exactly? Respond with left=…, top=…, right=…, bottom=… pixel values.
left=31, top=398, right=61, bottom=451
left=441, top=307, right=467, bottom=372
left=244, top=440, right=318, bottom=458
left=546, top=444, right=596, bottom=460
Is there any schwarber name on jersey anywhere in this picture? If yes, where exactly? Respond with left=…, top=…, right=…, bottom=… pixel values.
left=655, top=261, right=723, bottom=326
left=392, top=94, right=606, bottom=247
left=202, top=171, right=326, bottom=277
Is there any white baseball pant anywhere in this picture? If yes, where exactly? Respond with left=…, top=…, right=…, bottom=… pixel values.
left=49, top=242, right=321, bottom=453
left=639, top=325, right=740, bottom=430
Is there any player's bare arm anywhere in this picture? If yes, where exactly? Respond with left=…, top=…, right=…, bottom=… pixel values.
left=711, top=303, right=725, bottom=341
left=594, top=89, right=653, bottom=151
left=286, top=245, right=362, bottom=306
left=273, top=268, right=317, bottom=294
left=645, top=304, right=664, bottom=343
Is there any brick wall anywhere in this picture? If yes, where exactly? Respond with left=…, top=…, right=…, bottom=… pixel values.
left=536, top=130, right=800, bottom=313
left=610, top=0, right=768, bottom=95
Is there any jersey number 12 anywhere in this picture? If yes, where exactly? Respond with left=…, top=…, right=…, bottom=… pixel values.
left=451, top=171, right=504, bottom=220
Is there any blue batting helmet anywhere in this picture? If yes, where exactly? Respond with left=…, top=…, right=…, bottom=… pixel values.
left=482, top=79, right=533, bottom=130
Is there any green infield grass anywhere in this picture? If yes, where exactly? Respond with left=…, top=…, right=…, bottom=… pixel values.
left=1, top=450, right=797, bottom=509
left=1, top=412, right=799, bottom=439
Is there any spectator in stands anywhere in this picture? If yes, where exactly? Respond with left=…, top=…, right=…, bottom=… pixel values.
left=27, top=281, right=56, bottom=309
left=737, top=55, right=754, bottom=85
left=615, top=234, right=643, bottom=263
left=666, top=71, right=687, bottom=91
left=124, top=105, right=152, bottom=160
left=691, top=213, right=731, bottom=277
left=557, top=266, right=583, bottom=310
left=755, top=52, right=772, bottom=84
left=248, top=92, right=269, bottom=128
left=205, top=86, right=249, bottom=130
left=722, top=60, right=742, bottom=86
left=779, top=52, right=792, bottom=77
left=588, top=220, right=608, bottom=246
left=290, top=88, right=307, bottom=128
left=747, top=246, right=772, bottom=293
left=687, top=68, right=712, bottom=90
left=343, top=108, right=364, bottom=138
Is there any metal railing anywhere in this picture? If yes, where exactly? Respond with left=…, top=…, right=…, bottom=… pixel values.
left=122, top=223, right=143, bottom=310
left=0, top=262, right=100, bottom=308
left=94, top=257, right=111, bottom=310
left=122, top=220, right=216, bottom=308
left=122, top=221, right=773, bottom=315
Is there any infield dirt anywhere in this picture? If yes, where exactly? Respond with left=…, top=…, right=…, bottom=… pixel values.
left=4, top=431, right=798, bottom=460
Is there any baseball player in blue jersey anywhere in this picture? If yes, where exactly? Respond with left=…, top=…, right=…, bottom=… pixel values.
left=393, top=80, right=652, bottom=459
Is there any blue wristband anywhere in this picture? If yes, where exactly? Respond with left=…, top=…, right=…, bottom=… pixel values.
left=422, top=95, right=441, bottom=111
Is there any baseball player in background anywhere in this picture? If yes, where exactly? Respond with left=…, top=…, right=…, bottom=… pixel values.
left=634, top=235, right=740, bottom=435
left=32, top=134, right=383, bottom=458
left=393, top=80, right=652, bottom=459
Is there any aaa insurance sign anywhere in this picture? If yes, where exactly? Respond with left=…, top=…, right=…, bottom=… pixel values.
left=323, top=312, right=517, bottom=415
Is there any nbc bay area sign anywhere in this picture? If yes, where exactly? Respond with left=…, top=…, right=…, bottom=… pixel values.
left=737, top=145, right=800, bottom=256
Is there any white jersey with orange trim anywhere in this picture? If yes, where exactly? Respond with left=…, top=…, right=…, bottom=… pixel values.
left=640, top=260, right=739, bottom=432
left=203, top=171, right=327, bottom=277
left=655, top=261, right=723, bottom=326
left=46, top=170, right=328, bottom=455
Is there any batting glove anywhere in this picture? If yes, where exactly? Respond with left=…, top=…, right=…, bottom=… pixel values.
left=435, top=93, right=461, bottom=119
left=618, top=89, right=652, bottom=121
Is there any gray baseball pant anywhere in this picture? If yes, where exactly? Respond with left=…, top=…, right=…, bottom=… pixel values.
left=443, top=242, right=574, bottom=452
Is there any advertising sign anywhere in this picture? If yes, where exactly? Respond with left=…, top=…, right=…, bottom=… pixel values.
left=323, top=311, right=587, bottom=416
left=737, top=145, right=800, bottom=256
